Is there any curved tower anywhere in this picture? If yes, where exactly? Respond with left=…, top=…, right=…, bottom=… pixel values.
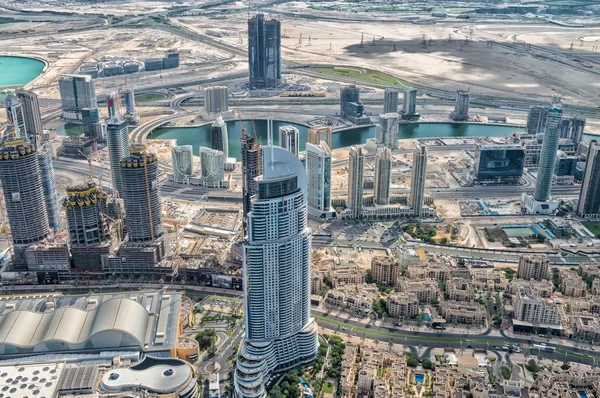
left=234, top=146, right=318, bottom=398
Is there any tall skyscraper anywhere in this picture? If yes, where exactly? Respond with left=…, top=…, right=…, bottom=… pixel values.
left=533, top=102, right=563, bottom=202
left=376, top=113, right=399, bottom=148
left=279, top=125, right=299, bottom=156
left=38, top=146, right=61, bottom=231
left=234, top=145, right=318, bottom=398
left=82, top=108, right=103, bottom=140
left=15, top=90, right=43, bottom=140
left=383, top=88, right=398, bottom=114
left=247, top=14, right=281, bottom=89
left=560, top=115, right=586, bottom=144
left=450, top=90, right=469, bottom=121
left=526, top=105, right=549, bottom=135
left=374, top=147, right=392, bottom=206
left=5, top=95, right=27, bottom=140
left=347, top=145, right=364, bottom=218
left=106, top=118, right=129, bottom=196
left=578, top=140, right=600, bottom=219
left=308, top=125, right=332, bottom=149
left=305, top=141, right=333, bottom=220
left=204, top=86, right=228, bottom=113
left=123, top=88, right=136, bottom=115
left=58, top=74, right=97, bottom=120
left=340, top=85, right=360, bottom=118
left=402, top=87, right=418, bottom=119
left=211, top=116, right=228, bottom=159
left=410, top=143, right=427, bottom=217
left=172, top=145, right=194, bottom=178
left=240, top=132, right=262, bottom=231
left=106, top=91, right=121, bottom=118
left=0, top=140, right=50, bottom=265
left=200, top=147, right=225, bottom=186
left=119, top=145, right=162, bottom=242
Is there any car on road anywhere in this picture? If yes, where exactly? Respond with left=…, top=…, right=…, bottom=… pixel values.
left=502, top=346, right=509, bottom=351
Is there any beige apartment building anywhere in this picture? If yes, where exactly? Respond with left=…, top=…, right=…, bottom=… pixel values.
left=447, top=278, right=475, bottom=302
left=571, top=315, right=600, bottom=343
left=517, top=253, right=549, bottom=281
left=371, top=256, right=401, bottom=286
left=560, top=270, right=587, bottom=298
left=327, top=264, right=366, bottom=287
left=441, top=301, right=487, bottom=326
left=388, top=292, right=419, bottom=319
left=397, top=278, right=439, bottom=303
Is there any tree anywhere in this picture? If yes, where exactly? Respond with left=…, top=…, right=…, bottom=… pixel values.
left=207, top=346, right=217, bottom=358
left=407, top=357, right=419, bottom=367
left=561, top=362, right=571, bottom=371
left=195, top=329, right=217, bottom=351
left=423, top=358, right=434, bottom=370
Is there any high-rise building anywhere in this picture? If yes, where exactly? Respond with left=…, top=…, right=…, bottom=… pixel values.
left=371, top=256, right=400, bottom=286
left=533, top=102, right=563, bottom=202
left=560, top=115, right=586, bottom=144
left=578, top=140, right=600, bottom=219
left=340, top=85, right=360, bottom=118
left=106, top=91, right=121, bottom=118
left=247, top=14, right=281, bottom=89
left=383, top=88, right=398, bottom=114
left=200, top=147, right=225, bottom=186
left=473, top=144, right=525, bottom=185
left=553, top=150, right=578, bottom=185
left=58, top=74, right=97, bottom=120
left=81, top=108, right=103, bottom=140
left=278, top=125, right=299, bottom=156
left=119, top=145, right=162, bottom=242
left=450, top=90, right=469, bottom=121
left=172, top=145, right=194, bottom=178
left=204, top=86, right=228, bottom=114
left=305, top=141, right=334, bottom=220
left=409, top=143, right=427, bottom=216
left=401, top=87, right=419, bottom=120
left=526, top=105, right=549, bottom=135
left=0, top=140, right=49, bottom=266
left=123, top=88, right=136, bottom=115
left=106, top=118, right=129, bottom=196
left=234, top=145, right=318, bottom=398
left=308, top=125, right=332, bottom=149
left=240, top=132, right=262, bottom=230
left=374, top=147, right=392, bottom=205
left=347, top=145, right=364, bottom=218
left=38, top=146, right=61, bottom=231
left=517, top=254, right=549, bottom=281
left=514, top=285, right=561, bottom=325
left=4, top=95, right=27, bottom=140
left=211, top=116, right=228, bottom=159
left=15, top=90, right=43, bottom=140
left=376, top=113, right=399, bottom=148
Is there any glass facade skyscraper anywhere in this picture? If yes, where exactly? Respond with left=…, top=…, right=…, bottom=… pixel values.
left=578, top=140, right=600, bottom=219
left=534, top=102, right=563, bottom=202
left=247, top=14, right=281, bottom=89
left=475, top=144, right=525, bottom=185
left=305, top=141, right=334, bottom=220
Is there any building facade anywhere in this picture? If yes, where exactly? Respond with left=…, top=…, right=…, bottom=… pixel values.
left=15, top=90, right=43, bottom=140
left=4, top=95, right=27, bottom=140
left=474, top=144, right=525, bottom=185
left=58, top=74, right=97, bottom=120
left=240, top=133, right=262, bottom=233
left=578, top=140, right=600, bottom=219
left=340, top=85, right=360, bottom=118
left=211, top=116, right=229, bottom=159
left=247, top=14, right=281, bottom=89
left=308, top=125, right=332, bottom=149
left=347, top=145, right=364, bottom=218
left=376, top=113, right=399, bottom=148
left=106, top=118, right=129, bottom=196
left=305, top=141, right=335, bottom=220
left=383, top=88, right=398, bottom=114
left=560, top=115, right=585, bottom=144
left=450, top=90, right=469, bottom=121
left=38, top=146, right=61, bottom=231
left=373, top=147, right=391, bottom=205
left=200, top=147, right=225, bottom=187
left=371, top=256, right=400, bottom=286
left=527, top=105, right=549, bottom=135
left=401, top=87, right=419, bottom=120
left=517, top=254, right=549, bottom=281
left=409, top=143, right=427, bottom=216
left=204, top=86, right=228, bottom=113
left=279, top=125, right=299, bottom=157
left=534, top=101, right=563, bottom=202
left=172, top=145, right=195, bottom=179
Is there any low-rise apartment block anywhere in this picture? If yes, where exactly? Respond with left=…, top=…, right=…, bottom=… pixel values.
left=560, top=269, right=587, bottom=298
left=406, top=264, right=451, bottom=282
left=513, top=285, right=563, bottom=334
left=446, top=278, right=475, bottom=302
left=441, top=300, right=487, bottom=326
left=571, top=315, right=600, bottom=343
left=397, top=278, right=439, bottom=303
left=325, top=283, right=379, bottom=317
left=327, top=264, right=366, bottom=287
left=388, top=292, right=419, bottom=319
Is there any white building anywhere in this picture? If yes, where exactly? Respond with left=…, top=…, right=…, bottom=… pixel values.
left=200, top=147, right=225, bottom=187
left=374, top=147, right=391, bottom=205
left=279, top=125, right=299, bottom=157
left=376, top=113, right=399, bottom=148
left=409, top=143, right=427, bottom=216
left=172, top=145, right=194, bottom=180
left=347, top=145, right=364, bottom=218
left=306, top=141, right=336, bottom=220
left=204, top=86, right=228, bottom=114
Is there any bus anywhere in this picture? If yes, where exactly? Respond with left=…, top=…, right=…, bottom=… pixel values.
left=533, top=344, right=555, bottom=352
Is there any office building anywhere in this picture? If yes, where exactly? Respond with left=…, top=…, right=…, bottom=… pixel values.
left=279, top=125, right=299, bottom=156
left=82, top=107, right=103, bottom=140
left=473, top=144, right=525, bottom=185
left=526, top=105, right=549, bottom=135
left=144, top=58, right=164, bottom=71
left=578, top=140, right=600, bottom=219
left=409, top=143, right=427, bottom=216
left=240, top=132, right=262, bottom=228
left=376, top=113, right=399, bottom=148
left=305, top=141, right=335, bottom=220
left=38, top=146, right=61, bottom=231
left=15, top=89, right=43, bottom=140
left=401, top=87, right=419, bottom=120
left=553, top=150, right=578, bottom=185
left=371, top=256, right=400, bottom=286
left=211, top=116, right=228, bottom=159
left=308, top=125, right=332, bottom=149
left=450, top=90, right=469, bottom=121
left=200, top=147, right=225, bottom=187
left=374, top=147, right=392, bottom=205
left=106, top=91, right=121, bottom=118
left=119, top=145, right=162, bottom=242
left=247, top=14, right=281, bottom=89
left=383, top=88, right=398, bottom=114
left=234, top=145, right=318, bottom=398
left=4, top=95, right=27, bottom=140
left=0, top=140, right=49, bottom=266
left=106, top=118, right=129, bottom=195
left=347, top=145, right=364, bottom=218
left=172, top=145, right=194, bottom=179
left=58, top=74, right=97, bottom=120
left=340, top=85, right=360, bottom=118
left=204, top=86, right=228, bottom=113
left=163, top=50, right=180, bottom=69
left=123, top=88, right=136, bottom=115
left=534, top=101, right=563, bottom=202
left=561, top=115, right=586, bottom=144
left=517, top=254, right=549, bottom=281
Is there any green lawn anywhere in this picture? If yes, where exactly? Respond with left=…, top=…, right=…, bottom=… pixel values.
left=313, top=67, right=411, bottom=87
left=322, top=382, right=334, bottom=394
left=582, top=221, right=600, bottom=238
left=135, top=93, right=168, bottom=102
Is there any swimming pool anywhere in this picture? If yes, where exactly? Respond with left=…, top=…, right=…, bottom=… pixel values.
left=579, top=391, right=588, bottom=398
left=415, top=373, right=424, bottom=383
left=424, top=314, right=431, bottom=322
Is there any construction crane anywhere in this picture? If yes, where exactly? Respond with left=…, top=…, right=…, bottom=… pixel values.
left=76, top=149, right=94, bottom=182
left=102, top=212, right=123, bottom=243
left=163, top=217, right=187, bottom=258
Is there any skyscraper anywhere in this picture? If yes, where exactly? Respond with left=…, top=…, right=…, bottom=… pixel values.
left=526, top=105, right=549, bottom=135
left=561, top=115, right=586, bottom=144
left=204, top=86, right=228, bottom=114
left=15, top=90, right=43, bottom=140
left=578, top=140, right=600, bottom=219
left=347, top=145, right=364, bottom=218
left=279, top=125, right=299, bottom=156
left=58, top=74, right=97, bottom=120
left=82, top=108, right=103, bottom=140
left=248, top=14, right=281, bottom=89
left=200, top=147, right=225, bottom=186
left=240, top=132, right=262, bottom=231
left=5, top=95, right=27, bottom=140
left=119, top=145, right=162, bottom=242
left=106, top=118, right=129, bottom=196
left=123, top=88, right=136, bottom=115
left=340, top=85, right=360, bottom=118
left=38, top=146, right=61, bottom=231
left=450, top=90, right=469, bottom=121
left=374, top=147, right=392, bottom=206
left=533, top=102, right=563, bottom=202
left=211, top=116, right=228, bottom=159
left=106, top=91, right=121, bottom=118
left=234, top=145, right=318, bottom=398
left=172, top=145, right=194, bottom=178
left=308, top=125, right=332, bottom=149
left=305, top=141, right=334, bottom=220
left=410, top=143, right=427, bottom=217
left=402, top=87, right=418, bottom=119
left=383, top=88, right=398, bottom=114
left=376, top=113, right=399, bottom=148
left=0, top=140, right=50, bottom=266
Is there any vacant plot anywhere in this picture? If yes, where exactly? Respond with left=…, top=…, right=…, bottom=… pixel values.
left=582, top=221, right=600, bottom=238
left=314, top=67, right=410, bottom=87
